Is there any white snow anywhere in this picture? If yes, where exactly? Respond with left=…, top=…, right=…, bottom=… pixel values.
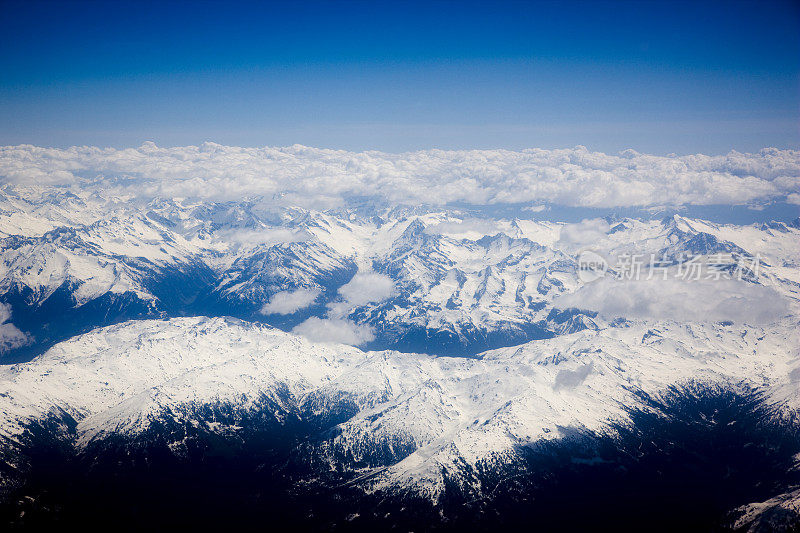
left=0, top=315, right=796, bottom=501
left=0, top=185, right=799, bottom=504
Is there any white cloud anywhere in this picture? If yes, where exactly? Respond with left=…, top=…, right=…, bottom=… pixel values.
left=337, top=271, right=396, bottom=307
left=0, top=303, right=30, bottom=354
left=553, top=277, right=790, bottom=325
left=0, top=144, right=798, bottom=208
left=424, top=218, right=502, bottom=237
left=289, top=271, right=394, bottom=344
left=212, top=227, right=310, bottom=247
left=554, top=363, right=594, bottom=390
left=557, top=218, right=611, bottom=249
left=292, top=317, right=375, bottom=345
left=260, top=288, right=321, bottom=315
left=523, top=204, right=548, bottom=213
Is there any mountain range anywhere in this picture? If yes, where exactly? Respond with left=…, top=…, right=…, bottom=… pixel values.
left=0, top=183, right=798, bottom=530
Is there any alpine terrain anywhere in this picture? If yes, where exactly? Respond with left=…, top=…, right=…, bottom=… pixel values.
left=0, top=177, right=798, bottom=531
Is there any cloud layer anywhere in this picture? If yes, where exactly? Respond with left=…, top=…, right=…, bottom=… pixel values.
left=1, top=143, right=798, bottom=208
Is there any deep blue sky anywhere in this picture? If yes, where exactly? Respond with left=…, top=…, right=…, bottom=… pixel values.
left=1, top=0, right=798, bottom=154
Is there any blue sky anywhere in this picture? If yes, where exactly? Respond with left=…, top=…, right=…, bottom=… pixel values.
left=1, top=0, right=798, bottom=154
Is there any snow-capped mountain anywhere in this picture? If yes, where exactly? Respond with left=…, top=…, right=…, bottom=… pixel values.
left=2, top=184, right=797, bottom=360
left=0, top=314, right=797, bottom=528
left=1, top=183, right=799, bottom=529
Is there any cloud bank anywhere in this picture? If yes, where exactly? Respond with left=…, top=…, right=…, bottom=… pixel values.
left=1, top=143, right=798, bottom=208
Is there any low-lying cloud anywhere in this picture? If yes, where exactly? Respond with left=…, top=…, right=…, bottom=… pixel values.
left=337, top=271, right=396, bottom=308
left=557, top=218, right=611, bottom=249
left=291, top=270, right=395, bottom=345
left=292, top=317, right=375, bottom=346
left=1, top=143, right=798, bottom=208
left=212, top=228, right=310, bottom=248
left=0, top=303, right=31, bottom=354
left=424, top=218, right=503, bottom=237
left=554, top=363, right=594, bottom=391
left=260, top=288, right=321, bottom=315
left=554, top=277, right=791, bottom=325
